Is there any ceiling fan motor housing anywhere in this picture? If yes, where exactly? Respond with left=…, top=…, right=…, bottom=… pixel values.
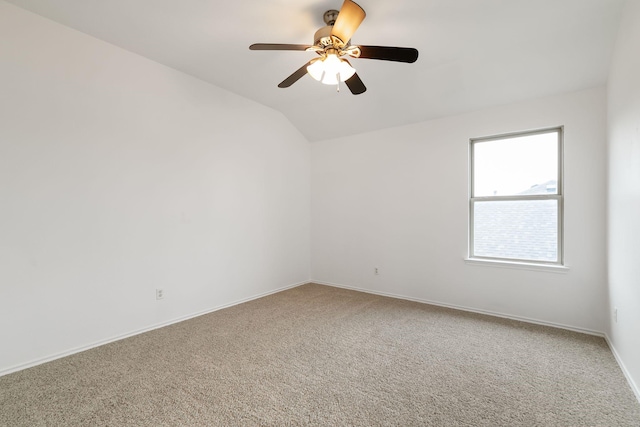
left=315, top=9, right=347, bottom=48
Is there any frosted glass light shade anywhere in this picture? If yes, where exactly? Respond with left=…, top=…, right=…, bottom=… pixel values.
left=307, top=54, right=356, bottom=85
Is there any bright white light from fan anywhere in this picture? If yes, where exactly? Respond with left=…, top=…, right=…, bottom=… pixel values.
left=307, top=54, right=356, bottom=85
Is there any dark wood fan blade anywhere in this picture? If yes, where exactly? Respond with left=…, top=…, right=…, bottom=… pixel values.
left=278, top=62, right=312, bottom=88
left=250, top=43, right=311, bottom=51
left=358, top=45, right=419, bottom=63
left=345, top=72, right=366, bottom=95
left=331, top=0, right=366, bottom=44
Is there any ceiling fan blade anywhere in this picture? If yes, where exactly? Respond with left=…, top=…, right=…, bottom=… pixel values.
left=278, top=61, right=313, bottom=88
left=345, top=73, right=366, bottom=95
left=250, top=43, right=311, bottom=51
left=331, top=0, right=366, bottom=44
left=358, top=45, right=419, bottom=63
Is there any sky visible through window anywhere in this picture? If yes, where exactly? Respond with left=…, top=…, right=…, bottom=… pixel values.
left=473, top=132, right=558, bottom=197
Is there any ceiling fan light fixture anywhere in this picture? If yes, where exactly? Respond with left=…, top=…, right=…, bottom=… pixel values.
left=307, top=53, right=356, bottom=85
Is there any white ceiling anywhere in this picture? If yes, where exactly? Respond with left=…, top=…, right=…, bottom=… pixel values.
left=5, top=0, right=625, bottom=141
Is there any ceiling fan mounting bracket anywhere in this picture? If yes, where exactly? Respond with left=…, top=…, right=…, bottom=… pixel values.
left=323, top=9, right=339, bottom=26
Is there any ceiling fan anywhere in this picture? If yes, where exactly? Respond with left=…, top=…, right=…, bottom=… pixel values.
left=249, top=0, right=418, bottom=95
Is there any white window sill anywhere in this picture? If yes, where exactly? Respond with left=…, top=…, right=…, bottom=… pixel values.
left=464, top=258, right=569, bottom=273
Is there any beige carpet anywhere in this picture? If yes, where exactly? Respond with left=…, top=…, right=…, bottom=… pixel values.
left=1, top=283, right=639, bottom=426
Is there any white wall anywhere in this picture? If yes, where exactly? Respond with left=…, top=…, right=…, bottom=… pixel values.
left=607, top=0, right=640, bottom=400
left=0, top=1, right=310, bottom=374
left=312, top=87, right=607, bottom=333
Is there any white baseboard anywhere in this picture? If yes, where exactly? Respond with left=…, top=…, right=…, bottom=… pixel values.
left=604, top=334, right=640, bottom=403
left=312, top=280, right=604, bottom=337
left=0, top=280, right=308, bottom=378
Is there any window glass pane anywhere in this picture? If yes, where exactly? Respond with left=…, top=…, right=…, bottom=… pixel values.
left=473, top=199, right=558, bottom=262
left=473, top=132, right=558, bottom=197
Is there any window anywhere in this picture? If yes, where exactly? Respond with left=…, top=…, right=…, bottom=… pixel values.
left=469, top=127, right=563, bottom=265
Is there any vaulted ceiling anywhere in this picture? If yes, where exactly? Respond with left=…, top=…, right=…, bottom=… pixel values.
left=5, top=0, right=625, bottom=141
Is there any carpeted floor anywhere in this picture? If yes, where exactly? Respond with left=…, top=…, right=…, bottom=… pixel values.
left=1, top=283, right=639, bottom=426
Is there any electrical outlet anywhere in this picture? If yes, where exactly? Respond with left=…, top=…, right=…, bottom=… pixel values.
left=374, top=267, right=379, bottom=275
left=614, top=307, right=618, bottom=323
left=156, top=289, right=164, bottom=300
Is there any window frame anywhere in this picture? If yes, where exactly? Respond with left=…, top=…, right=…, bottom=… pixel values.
left=468, top=126, right=564, bottom=266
